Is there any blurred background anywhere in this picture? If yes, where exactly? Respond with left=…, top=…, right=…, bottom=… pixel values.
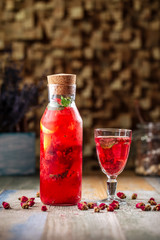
left=0, top=0, right=160, bottom=174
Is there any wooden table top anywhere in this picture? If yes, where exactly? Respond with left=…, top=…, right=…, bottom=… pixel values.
left=0, top=171, right=160, bottom=240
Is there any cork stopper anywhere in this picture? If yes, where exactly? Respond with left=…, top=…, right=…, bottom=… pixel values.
left=47, top=74, right=76, bottom=95
left=47, top=73, right=76, bottom=85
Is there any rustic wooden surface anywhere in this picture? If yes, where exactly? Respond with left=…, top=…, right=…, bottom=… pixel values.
left=0, top=171, right=160, bottom=240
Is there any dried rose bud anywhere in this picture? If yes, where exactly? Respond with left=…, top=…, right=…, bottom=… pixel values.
left=132, top=193, right=137, bottom=200
left=136, top=202, right=145, bottom=208
left=99, top=203, right=106, bottom=210
left=117, top=192, right=126, bottom=199
left=77, top=202, right=82, bottom=210
left=107, top=205, right=114, bottom=212
left=18, top=196, right=28, bottom=202
left=141, top=204, right=151, bottom=211
left=112, top=200, right=119, bottom=205
left=28, top=198, right=35, bottom=201
left=140, top=206, right=145, bottom=211
left=148, top=198, right=155, bottom=203
left=94, top=206, right=100, bottom=212
left=145, top=205, right=151, bottom=211
left=21, top=202, right=29, bottom=209
left=150, top=200, right=157, bottom=205
left=81, top=201, right=88, bottom=205
left=87, top=202, right=96, bottom=209
left=153, top=205, right=160, bottom=211
left=41, top=205, right=47, bottom=211
left=156, top=205, right=160, bottom=211
left=36, top=192, right=40, bottom=197
left=148, top=197, right=155, bottom=203
left=110, top=202, right=119, bottom=210
left=28, top=201, right=35, bottom=207
left=77, top=202, right=88, bottom=210
left=82, top=204, right=88, bottom=210
left=2, top=202, right=10, bottom=209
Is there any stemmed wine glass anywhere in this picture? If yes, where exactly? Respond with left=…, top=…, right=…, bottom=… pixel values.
left=94, top=128, right=132, bottom=204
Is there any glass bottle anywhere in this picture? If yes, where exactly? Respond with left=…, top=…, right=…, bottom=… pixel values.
left=40, top=74, right=82, bottom=205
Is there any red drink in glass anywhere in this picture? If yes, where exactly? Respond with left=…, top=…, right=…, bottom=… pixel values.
left=40, top=74, right=82, bottom=205
left=94, top=128, right=132, bottom=204
left=95, top=136, right=131, bottom=176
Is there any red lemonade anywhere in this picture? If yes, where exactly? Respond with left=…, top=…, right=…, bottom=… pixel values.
left=95, top=136, right=131, bottom=176
left=40, top=74, right=82, bottom=205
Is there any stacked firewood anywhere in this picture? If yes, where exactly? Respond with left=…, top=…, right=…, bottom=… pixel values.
left=0, top=0, right=159, bottom=168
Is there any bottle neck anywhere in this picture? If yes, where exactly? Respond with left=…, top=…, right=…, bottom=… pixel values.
left=48, top=84, right=76, bottom=105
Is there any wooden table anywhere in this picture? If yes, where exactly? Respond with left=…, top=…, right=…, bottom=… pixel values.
left=0, top=171, right=160, bottom=240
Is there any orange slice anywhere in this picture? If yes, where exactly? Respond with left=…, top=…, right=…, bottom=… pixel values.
left=44, top=135, right=52, bottom=151
left=40, top=123, right=58, bottom=151
left=40, top=122, right=58, bottom=134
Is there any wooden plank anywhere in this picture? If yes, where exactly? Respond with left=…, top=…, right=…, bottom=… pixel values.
left=0, top=189, right=3, bottom=194
left=0, top=177, right=15, bottom=189
left=42, top=206, right=126, bottom=240
left=82, top=171, right=155, bottom=203
left=7, top=176, right=39, bottom=190
left=116, top=190, right=160, bottom=240
left=0, top=189, right=17, bottom=205
left=42, top=175, right=159, bottom=240
left=117, top=172, right=155, bottom=191
left=145, top=177, right=160, bottom=193
left=10, top=212, right=48, bottom=240
left=0, top=190, right=48, bottom=240
left=0, top=174, right=160, bottom=240
left=42, top=190, right=160, bottom=240
left=0, top=175, right=39, bottom=190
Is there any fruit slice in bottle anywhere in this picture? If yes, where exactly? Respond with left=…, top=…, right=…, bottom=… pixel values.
left=40, top=122, right=58, bottom=134
left=40, top=122, right=58, bottom=151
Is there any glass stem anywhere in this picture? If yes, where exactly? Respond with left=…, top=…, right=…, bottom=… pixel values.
left=107, top=176, right=117, bottom=200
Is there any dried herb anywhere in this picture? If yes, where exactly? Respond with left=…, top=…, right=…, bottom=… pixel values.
left=0, top=62, right=45, bottom=132
left=49, top=171, right=68, bottom=180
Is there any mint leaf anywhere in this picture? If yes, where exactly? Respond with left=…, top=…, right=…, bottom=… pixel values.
left=60, top=96, right=72, bottom=107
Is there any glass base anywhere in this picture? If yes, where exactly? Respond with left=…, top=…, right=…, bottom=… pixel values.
left=97, top=197, right=126, bottom=206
